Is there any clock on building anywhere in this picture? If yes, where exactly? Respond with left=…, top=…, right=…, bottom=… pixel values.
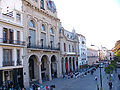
left=47, top=0, right=56, bottom=13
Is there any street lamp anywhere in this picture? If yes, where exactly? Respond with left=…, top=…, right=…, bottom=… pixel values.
left=99, top=63, right=103, bottom=90
left=91, top=44, right=103, bottom=90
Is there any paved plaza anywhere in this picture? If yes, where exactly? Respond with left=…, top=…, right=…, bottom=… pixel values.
left=40, top=67, right=120, bottom=90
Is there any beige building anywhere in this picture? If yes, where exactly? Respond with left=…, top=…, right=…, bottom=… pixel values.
left=59, top=27, right=79, bottom=74
left=87, top=48, right=98, bottom=66
left=22, top=0, right=61, bottom=88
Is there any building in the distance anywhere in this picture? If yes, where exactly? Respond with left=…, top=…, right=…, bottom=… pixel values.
left=107, top=50, right=114, bottom=61
left=100, top=46, right=108, bottom=61
left=78, top=34, right=87, bottom=69
left=87, top=48, right=99, bottom=66
left=59, top=27, right=79, bottom=75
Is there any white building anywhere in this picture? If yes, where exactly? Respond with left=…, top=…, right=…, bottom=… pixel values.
left=78, top=34, right=87, bottom=69
left=107, top=50, right=114, bottom=61
left=0, top=4, right=24, bottom=88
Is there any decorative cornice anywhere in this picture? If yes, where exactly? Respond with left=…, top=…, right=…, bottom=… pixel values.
left=23, top=0, right=60, bottom=21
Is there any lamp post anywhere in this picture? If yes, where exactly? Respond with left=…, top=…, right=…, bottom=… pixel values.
left=91, top=44, right=103, bottom=90
left=99, top=63, right=103, bottom=90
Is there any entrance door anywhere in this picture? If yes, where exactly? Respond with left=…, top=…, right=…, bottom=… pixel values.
left=29, top=59, right=34, bottom=80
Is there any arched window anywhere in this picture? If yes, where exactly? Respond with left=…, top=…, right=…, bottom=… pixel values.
left=41, top=24, right=45, bottom=31
left=50, top=28, right=54, bottom=34
left=40, top=0, right=44, bottom=9
left=29, top=20, right=35, bottom=28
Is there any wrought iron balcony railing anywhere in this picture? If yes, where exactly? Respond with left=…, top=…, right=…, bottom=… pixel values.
left=0, top=38, right=25, bottom=46
left=27, top=44, right=60, bottom=51
left=3, top=61, right=14, bottom=67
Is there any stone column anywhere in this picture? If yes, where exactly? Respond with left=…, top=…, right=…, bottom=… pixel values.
left=71, top=58, right=73, bottom=72
left=63, top=59, right=66, bottom=74
left=39, top=62, right=42, bottom=84
left=23, top=57, right=30, bottom=89
left=48, top=61, right=52, bottom=81
left=0, top=47, right=3, bottom=67
left=74, top=58, right=77, bottom=71
left=67, top=57, right=70, bottom=72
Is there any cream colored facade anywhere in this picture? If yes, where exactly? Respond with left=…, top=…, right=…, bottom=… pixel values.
left=22, top=0, right=61, bottom=88
left=59, top=27, right=79, bottom=74
left=87, top=48, right=99, bottom=66
left=0, top=5, right=24, bottom=87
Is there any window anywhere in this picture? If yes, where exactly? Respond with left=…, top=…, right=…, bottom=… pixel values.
left=17, top=31, right=20, bottom=44
left=29, top=20, right=35, bottom=28
left=3, top=49, right=13, bottom=66
left=3, top=28, right=14, bottom=44
left=50, top=28, right=54, bottom=34
left=9, top=29, right=14, bottom=44
left=41, top=33, right=46, bottom=47
left=29, top=29, right=36, bottom=46
left=40, top=0, right=44, bottom=9
left=82, top=41, right=85, bottom=44
left=41, top=24, right=45, bottom=31
left=50, top=35, right=54, bottom=48
left=17, top=49, right=21, bottom=65
left=16, top=13, right=21, bottom=20
left=72, top=46, right=74, bottom=52
left=69, top=45, right=71, bottom=52
left=3, top=28, right=8, bottom=43
left=64, top=43, right=66, bottom=52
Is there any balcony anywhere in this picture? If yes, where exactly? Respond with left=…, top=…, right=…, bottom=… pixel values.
left=65, top=52, right=76, bottom=55
left=3, top=61, right=14, bottom=67
left=0, top=38, right=25, bottom=46
left=27, top=45, right=60, bottom=51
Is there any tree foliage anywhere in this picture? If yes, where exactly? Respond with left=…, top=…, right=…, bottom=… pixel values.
left=105, top=60, right=117, bottom=74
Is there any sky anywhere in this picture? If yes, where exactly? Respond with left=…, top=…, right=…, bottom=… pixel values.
left=54, top=0, right=120, bottom=50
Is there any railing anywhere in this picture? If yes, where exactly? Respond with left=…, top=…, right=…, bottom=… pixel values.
left=3, top=61, right=14, bottom=67
left=0, top=38, right=25, bottom=46
left=17, top=60, right=22, bottom=66
left=27, top=45, right=60, bottom=51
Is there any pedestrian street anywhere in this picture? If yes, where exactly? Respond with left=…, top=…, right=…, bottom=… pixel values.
left=40, top=67, right=120, bottom=90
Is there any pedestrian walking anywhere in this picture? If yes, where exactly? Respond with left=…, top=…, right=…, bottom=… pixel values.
left=94, top=75, right=99, bottom=90
left=94, top=75, right=98, bottom=81
left=108, top=81, right=112, bottom=90
left=118, top=74, right=120, bottom=80
left=111, top=74, right=114, bottom=81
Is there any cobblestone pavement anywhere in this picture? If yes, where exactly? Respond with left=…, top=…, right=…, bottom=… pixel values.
left=40, top=67, right=120, bottom=90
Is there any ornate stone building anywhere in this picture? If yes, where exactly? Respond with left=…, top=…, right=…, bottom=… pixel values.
left=22, top=0, right=60, bottom=88
left=59, top=27, right=79, bottom=75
